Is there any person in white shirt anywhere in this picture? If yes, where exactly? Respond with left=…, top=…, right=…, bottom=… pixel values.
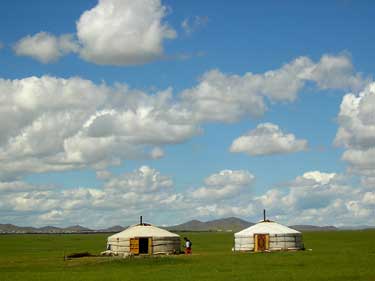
left=184, top=237, right=192, bottom=255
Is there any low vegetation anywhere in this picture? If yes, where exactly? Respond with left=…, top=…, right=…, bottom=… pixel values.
left=0, top=230, right=374, bottom=280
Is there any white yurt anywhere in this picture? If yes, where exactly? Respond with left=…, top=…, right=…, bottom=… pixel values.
left=234, top=211, right=304, bottom=252
left=105, top=218, right=181, bottom=256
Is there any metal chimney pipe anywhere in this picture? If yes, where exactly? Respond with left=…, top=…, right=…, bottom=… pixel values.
left=263, top=209, right=266, bottom=221
left=140, top=216, right=143, bottom=225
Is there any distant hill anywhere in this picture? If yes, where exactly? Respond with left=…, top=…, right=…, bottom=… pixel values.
left=0, top=224, right=38, bottom=233
left=0, top=224, right=95, bottom=234
left=0, top=223, right=129, bottom=234
left=289, top=225, right=338, bottom=232
left=167, top=217, right=253, bottom=232
left=38, top=226, right=63, bottom=233
left=62, top=225, right=92, bottom=232
left=168, top=219, right=345, bottom=232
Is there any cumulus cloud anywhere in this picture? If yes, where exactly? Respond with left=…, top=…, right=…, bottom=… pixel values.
left=290, top=171, right=338, bottom=186
left=0, top=53, right=366, bottom=179
left=76, top=0, right=176, bottom=65
left=182, top=54, right=365, bottom=123
left=0, top=181, right=53, bottom=193
left=187, top=170, right=374, bottom=227
left=0, top=76, right=199, bottom=179
left=230, top=123, right=308, bottom=156
left=361, top=176, right=375, bottom=188
left=335, top=82, right=375, bottom=181
left=13, top=0, right=176, bottom=65
left=150, top=147, right=165, bottom=159
left=104, top=166, right=173, bottom=192
left=181, top=16, right=209, bottom=35
left=96, top=170, right=112, bottom=180
left=0, top=52, right=368, bottom=179
left=1, top=167, right=255, bottom=227
left=0, top=168, right=373, bottom=227
left=277, top=171, right=374, bottom=225
left=191, top=170, right=255, bottom=200
left=0, top=166, right=179, bottom=227
left=13, top=32, right=78, bottom=63
left=335, top=83, right=375, bottom=150
left=281, top=171, right=346, bottom=210
left=182, top=69, right=267, bottom=122
left=214, top=171, right=374, bottom=226
left=299, top=54, right=367, bottom=91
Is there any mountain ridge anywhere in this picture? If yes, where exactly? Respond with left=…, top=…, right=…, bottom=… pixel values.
left=1, top=218, right=373, bottom=234
left=167, top=217, right=253, bottom=232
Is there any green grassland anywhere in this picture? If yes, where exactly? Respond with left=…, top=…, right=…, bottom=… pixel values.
left=0, top=230, right=374, bottom=281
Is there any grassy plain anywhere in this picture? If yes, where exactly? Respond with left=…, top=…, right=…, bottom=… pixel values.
left=0, top=230, right=374, bottom=281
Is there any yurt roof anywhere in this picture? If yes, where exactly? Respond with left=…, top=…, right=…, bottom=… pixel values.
left=234, top=221, right=300, bottom=237
left=108, top=224, right=179, bottom=239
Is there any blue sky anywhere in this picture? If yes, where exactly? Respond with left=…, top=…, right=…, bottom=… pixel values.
left=0, top=0, right=374, bottom=228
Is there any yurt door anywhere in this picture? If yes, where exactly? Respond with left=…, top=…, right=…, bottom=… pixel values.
left=254, top=234, right=269, bottom=252
left=139, top=238, right=151, bottom=254
left=130, top=238, right=139, bottom=254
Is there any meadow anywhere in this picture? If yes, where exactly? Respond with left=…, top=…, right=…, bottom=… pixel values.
left=0, top=230, right=374, bottom=281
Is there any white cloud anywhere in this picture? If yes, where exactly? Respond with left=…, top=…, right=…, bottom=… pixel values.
left=104, top=166, right=173, bottom=192
left=151, top=147, right=165, bottom=159
left=191, top=170, right=255, bottom=200
left=182, top=55, right=364, bottom=123
left=188, top=170, right=374, bottom=227
left=299, top=54, right=367, bottom=91
left=38, top=209, right=65, bottom=222
left=335, top=82, right=375, bottom=182
left=281, top=171, right=345, bottom=210
left=181, top=69, right=267, bottom=122
left=181, top=16, right=209, bottom=35
left=0, top=166, right=180, bottom=227
left=96, top=170, right=112, bottom=180
left=0, top=168, right=374, bottom=227
left=254, top=172, right=374, bottom=226
left=0, top=53, right=367, bottom=179
left=335, top=83, right=375, bottom=150
left=0, top=76, right=199, bottom=179
left=342, top=148, right=375, bottom=170
left=13, top=32, right=78, bottom=63
left=362, top=192, right=375, bottom=205
left=0, top=181, right=53, bottom=193
left=0, top=53, right=366, bottom=179
left=290, top=171, right=338, bottom=186
left=361, top=176, right=375, bottom=188
left=230, top=123, right=308, bottom=156
left=76, top=0, right=176, bottom=65
left=13, top=0, right=176, bottom=66
left=7, top=191, right=60, bottom=212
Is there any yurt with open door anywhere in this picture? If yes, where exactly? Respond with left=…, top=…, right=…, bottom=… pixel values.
left=105, top=217, right=181, bottom=257
left=234, top=211, right=304, bottom=252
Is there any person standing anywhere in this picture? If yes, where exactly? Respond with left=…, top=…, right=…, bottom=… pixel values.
left=184, top=237, right=192, bottom=255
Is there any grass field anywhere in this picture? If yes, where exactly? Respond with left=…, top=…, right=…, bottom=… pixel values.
left=0, top=230, right=374, bottom=281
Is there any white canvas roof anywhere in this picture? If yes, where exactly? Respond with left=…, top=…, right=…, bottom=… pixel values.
left=108, top=224, right=179, bottom=240
left=235, top=221, right=300, bottom=237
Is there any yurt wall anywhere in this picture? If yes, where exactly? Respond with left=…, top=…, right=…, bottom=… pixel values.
left=105, top=223, right=181, bottom=256
left=234, top=213, right=304, bottom=252
left=152, top=237, right=181, bottom=254
left=235, top=232, right=303, bottom=252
